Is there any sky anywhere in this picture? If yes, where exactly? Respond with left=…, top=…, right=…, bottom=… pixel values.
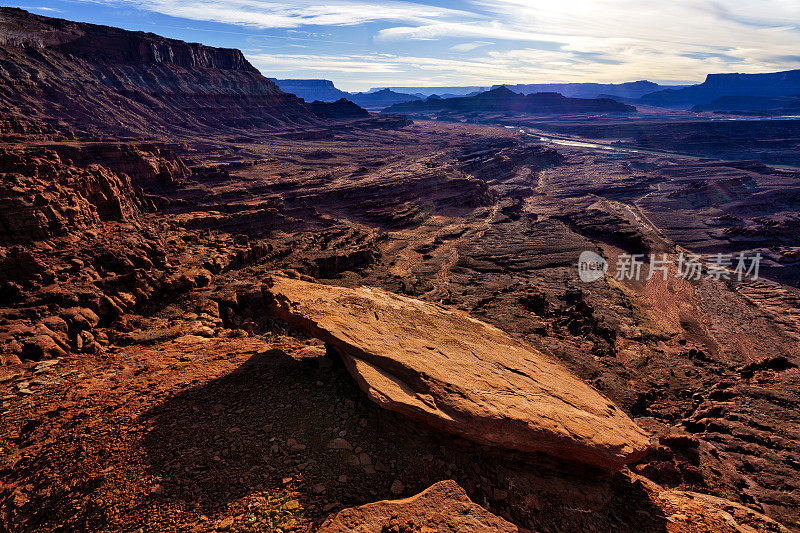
left=10, top=0, right=800, bottom=91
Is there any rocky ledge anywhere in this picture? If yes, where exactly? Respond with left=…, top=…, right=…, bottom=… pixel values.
left=321, top=477, right=789, bottom=533
left=319, top=480, right=521, bottom=532
left=263, top=276, right=651, bottom=471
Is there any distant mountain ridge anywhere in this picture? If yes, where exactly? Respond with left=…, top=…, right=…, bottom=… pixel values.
left=272, top=79, right=694, bottom=108
left=641, top=69, right=800, bottom=108
left=368, top=86, right=489, bottom=97
left=383, top=86, right=636, bottom=115
left=346, top=89, right=422, bottom=110
left=269, top=80, right=422, bottom=109
left=492, top=80, right=687, bottom=99
left=268, top=79, right=351, bottom=102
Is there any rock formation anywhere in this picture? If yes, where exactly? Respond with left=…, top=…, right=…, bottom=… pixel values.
left=0, top=8, right=362, bottom=139
left=370, top=86, right=489, bottom=97
left=641, top=69, right=800, bottom=108
left=384, top=86, right=637, bottom=115
left=321, top=476, right=789, bottom=533
left=310, top=99, right=371, bottom=120
left=635, top=476, right=790, bottom=533
left=319, top=480, right=521, bottom=532
left=493, top=80, right=682, bottom=99
left=347, top=89, right=422, bottom=110
left=267, top=80, right=420, bottom=111
left=268, top=78, right=351, bottom=102
left=262, top=276, right=651, bottom=471
left=0, top=143, right=187, bottom=241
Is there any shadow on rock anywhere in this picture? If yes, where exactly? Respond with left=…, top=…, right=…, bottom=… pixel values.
left=140, top=348, right=669, bottom=532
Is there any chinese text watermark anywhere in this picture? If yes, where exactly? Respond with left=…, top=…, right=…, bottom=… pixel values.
left=578, top=252, right=761, bottom=282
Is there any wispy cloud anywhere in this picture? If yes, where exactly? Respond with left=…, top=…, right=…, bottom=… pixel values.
left=17, top=5, right=61, bottom=11
left=449, top=41, right=493, bottom=52
left=375, top=21, right=560, bottom=44
left=369, top=0, right=800, bottom=83
left=63, top=0, right=800, bottom=88
left=248, top=53, right=405, bottom=73
left=78, top=0, right=477, bottom=28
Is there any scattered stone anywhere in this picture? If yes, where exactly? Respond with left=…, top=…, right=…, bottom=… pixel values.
left=289, top=443, right=306, bottom=453
left=33, top=359, right=59, bottom=373
left=174, top=335, right=211, bottom=345
left=216, top=517, right=234, bottom=531
left=326, top=438, right=353, bottom=451
left=491, top=488, right=508, bottom=501
left=190, top=325, right=215, bottom=338
left=390, top=479, right=404, bottom=496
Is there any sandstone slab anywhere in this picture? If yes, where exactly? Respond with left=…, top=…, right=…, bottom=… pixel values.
left=263, top=276, right=650, bottom=470
left=318, top=480, right=520, bottom=533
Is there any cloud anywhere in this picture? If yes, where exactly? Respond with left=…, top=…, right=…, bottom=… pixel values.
left=69, top=0, right=800, bottom=87
left=680, top=51, right=744, bottom=63
left=768, top=55, right=800, bottom=64
left=76, top=0, right=477, bottom=28
left=449, top=41, right=493, bottom=52
left=375, top=21, right=563, bottom=47
left=17, top=5, right=61, bottom=11
left=708, top=1, right=800, bottom=30
left=248, top=51, right=531, bottom=80
left=249, top=53, right=408, bottom=73
left=368, top=0, right=800, bottom=83
left=248, top=47, right=690, bottom=89
left=467, top=0, right=800, bottom=54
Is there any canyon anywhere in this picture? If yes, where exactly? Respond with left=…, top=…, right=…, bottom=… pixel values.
left=0, top=7, right=799, bottom=533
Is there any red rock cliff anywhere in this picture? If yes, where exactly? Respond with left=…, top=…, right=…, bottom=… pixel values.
left=0, top=7, right=323, bottom=139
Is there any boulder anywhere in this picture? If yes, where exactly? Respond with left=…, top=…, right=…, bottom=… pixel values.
left=262, top=276, right=650, bottom=470
left=22, top=334, right=66, bottom=360
left=318, top=480, right=520, bottom=533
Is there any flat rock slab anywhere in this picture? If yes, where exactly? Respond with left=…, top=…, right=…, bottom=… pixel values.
left=263, top=276, right=650, bottom=470
left=318, top=480, right=520, bottom=532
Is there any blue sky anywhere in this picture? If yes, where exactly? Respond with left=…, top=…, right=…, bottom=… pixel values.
left=11, top=0, right=800, bottom=91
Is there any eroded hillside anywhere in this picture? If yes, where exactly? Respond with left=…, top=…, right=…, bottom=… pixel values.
left=1, top=8, right=799, bottom=533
